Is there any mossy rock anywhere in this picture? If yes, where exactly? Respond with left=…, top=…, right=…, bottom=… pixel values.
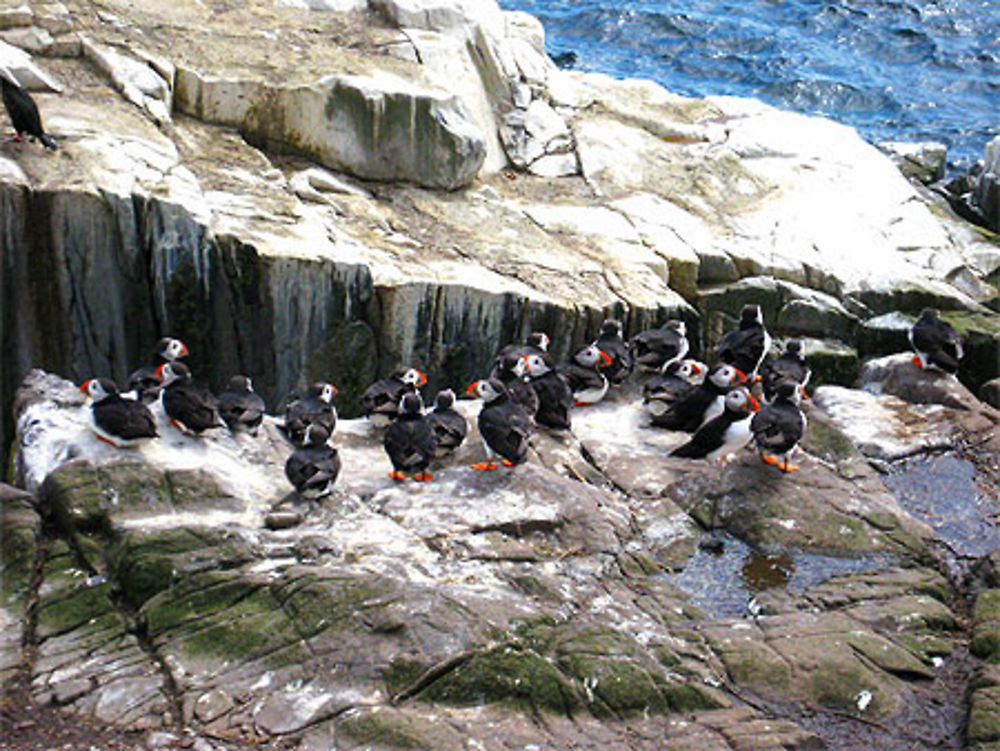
left=559, top=654, right=668, bottom=716
left=857, top=311, right=913, bottom=360
left=420, top=646, right=581, bottom=714
left=974, top=590, right=1000, bottom=661
left=301, top=320, right=378, bottom=420
left=938, top=310, right=1000, bottom=392
left=969, top=687, right=1000, bottom=744
left=276, top=571, right=399, bottom=638
left=0, top=489, right=40, bottom=603
left=142, top=571, right=267, bottom=636
left=36, top=577, right=118, bottom=637
left=798, top=338, right=859, bottom=388
left=337, top=707, right=464, bottom=751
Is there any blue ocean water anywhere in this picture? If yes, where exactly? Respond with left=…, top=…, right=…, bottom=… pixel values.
left=500, top=0, right=999, bottom=171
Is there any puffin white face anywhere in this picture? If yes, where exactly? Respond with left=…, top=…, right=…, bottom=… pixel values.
left=710, top=364, right=747, bottom=388
left=401, top=368, right=428, bottom=388
left=466, top=379, right=501, bottom=403
left=667, top=320, right=686, bottom=337
left=575, top=345, right=613, bottom=368
left=725, top=387, right=760, bottom=414
left=523, top=354, right=550, bottom=377
left=676, top=359, right=705, bottom=383
left=320, top=383, right=336, bottom=403
left=163, top=338, right=189, bottom=361
left=157, top=362, right=180, bottom=384
left=80, top=379, right=111, bottom=401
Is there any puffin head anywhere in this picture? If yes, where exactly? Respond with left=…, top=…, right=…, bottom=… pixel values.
left=599, top=319, right=623, bottom=339
left=675, top=359, right=706, bottom=384
left=527, top=332, right=550, bottom=351
left=522, top=353, right=553, bottom=377
left=80, top=378, right=118, bottom=401
left=396, top=367, right=427, bottom=388
left=157, top=337, right=190, bottom=361
left=228, top=375, right=254, bottom=392
left=773, top=378, right=802, bottom=404
left=466, top=378, right=506, bottom=403
left=156, top=361, right=191, bottom=384
left=574, top=345, right=613, bottom=368
left=303, top=423, right=331, bottom=446
left=309, top=381, right=338, bottom=403
left=665, top=319, right=687, bottom=337
left=725, top=387, right=760, bottom=414
left=784, top=339, right=803, bottom=357
left=434, top=389, right=456, bottom=411
left=398, top=391, right=425, bottom=416
left=739, top=304, right=763, bottom=327
left=710, top=364, right=746, bottom=388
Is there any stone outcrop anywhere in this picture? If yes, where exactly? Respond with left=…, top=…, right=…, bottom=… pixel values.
left=4, top=362, right=1000, bottom=748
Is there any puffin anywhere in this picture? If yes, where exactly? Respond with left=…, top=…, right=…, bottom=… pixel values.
left=156, top=362, right=225, bottom=435
left=751, top=379, right=807, bottom=473
left=360, top=367, right=427, bottom=427
left=671, top=387, right=760, bottom=461
left=284, top=424, right=341, bottom=499
left=283, top=381, right=337, bottom=444
left=643, top=359, right=707, bottom=417
left=651, top=364, right=746, bottom=433
left=559, top=344, right=612, bottom=406
left=594, top=319, right=633, bottom=385
left=127, top=337, right=190, bottom=403
left=383, top=392, right=438, bottom=482
left=80, top=378, right=158, bottom=448
left=0, top=68, right=57, bottom=150
left=909, top=308, right=964, bottom=374
left=217, top=375, right=267, bottom=435
left=760, top=339, right=811, bottom=402
left=631, top=320, right=689, bottom=372
left=522, top=353, right=574, bottom=430
left=715, top=304, right=772, bottom=379
left=490, top=351, right=539, bottom=418
left=495, top=331, right=550, bottom=367
left=466, top=378, right=532, bottom=471
left=424, top=389, right=468, bottom=457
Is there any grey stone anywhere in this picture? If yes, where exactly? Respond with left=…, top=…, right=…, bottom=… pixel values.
left=878, top=141, right=947, bottom=185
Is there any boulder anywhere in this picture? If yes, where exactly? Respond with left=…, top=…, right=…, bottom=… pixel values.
left=878, top=141, right=947, bottom=185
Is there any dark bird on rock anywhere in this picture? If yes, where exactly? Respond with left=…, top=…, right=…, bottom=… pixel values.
left=671, top=387, right=760, bottom=461
left=760, top=339, right=811, bottom=402
left=490, top=351, right=539, bottom=418
left=217, top=375, right=267, bottom=435
left=80, top=378, right=158, bottom=448
left=752, top=379, right=807, bottom=473
left=127, top=337, right=190, bottom=403
left=715, top=304, right=772, bottom=379
left=651, top=364, right=746, bottom=433
left=631, top=319, right=689, bottom=372
left=384, top=392, right=437, bottom=482
left=909, top=308, right=964, bottom=375
left=466, top=378, right=532, bottom=471
left=0, top=68, right=57, bottom=150
left=523, top=353, right=573, bottom=430
left=284, top=424, right=341, bottom=499
left=360, top=367, right=427, bottom=427
left=425, top=389, right=468, bottom=457
left=157, top=362, right=224, bottom=435
left=643, top=358, right=707, bottom=417
left=559, top=344, right=612, bottom=406
left=594, top=319, right=633, bottom=385
left=283, top=382, right=337, bottom=444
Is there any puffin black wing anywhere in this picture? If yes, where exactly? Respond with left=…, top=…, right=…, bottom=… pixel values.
left=93, top=396, right=158, bottom=441
left=1, top=77, right=56, bottom=150
left=383, top=418, right=437, bottom=473
left=560, top=362, right=605, bottom=395
left=479, top=401, right=531, bottom=465
left=426, top=409, right=468, bottom=454
left=715, top=327, right=765, bottom=375
left=670, top=414, right=733, bottom=459
left=751, top=401, right=805, bottom=455
left=218, top=390, right=266, bottom=432
left=531, top=371, right=573, bottom=430
left=127, top=366, right=163, bottom=403
left=911, top=311, right=964, bottom=373
left=163, top=383, right=223, bottom=433
left=651, top=383, right=715, bottom=432
left=285, top=445, right=341, bottom=497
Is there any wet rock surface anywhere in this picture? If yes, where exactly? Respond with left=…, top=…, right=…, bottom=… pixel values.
left=4, top=364, right=1000, bottom=750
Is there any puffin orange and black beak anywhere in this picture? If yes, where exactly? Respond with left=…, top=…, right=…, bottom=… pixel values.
left=178, top=341, right=190, bottom=358
left=690, top=363, right=703, bottom=376
left=465, top=381, right=481, bottom=397
left=733, top=368, right=747, bottom=384
left=598, top=349, right=613, bottom=367
left=415, top=370, right=428, bottom=387
left=520, top=355, right=532, bottom=374
left=799, top=385, right=811, bottom=402
left=747, top=393, right=761, bottom=412
left=79, top=379, right=92, bottom=393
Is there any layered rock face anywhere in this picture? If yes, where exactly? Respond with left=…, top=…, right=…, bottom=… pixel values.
left=1, top=0, right=999, bottom=469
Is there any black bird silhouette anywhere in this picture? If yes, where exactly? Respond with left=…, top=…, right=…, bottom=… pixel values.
left=0, top=69, right=57, bottom=150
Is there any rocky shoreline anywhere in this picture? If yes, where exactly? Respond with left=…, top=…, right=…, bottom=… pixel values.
left=1, top=0, right=1000, bottom=748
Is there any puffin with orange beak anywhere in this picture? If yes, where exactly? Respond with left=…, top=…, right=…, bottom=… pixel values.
left=909, top=308, right=963, bottom=374
left=360, top=367, right=427, bottom=427
left=127, top=337, right=190, bottom=403
left=80, top=378, right=158, bottom=448
left=559, top=344, right=613, bottom=407
left=652, top=364, right=747, bottom=433
left=671, top=387, right=760, bottom=462
left=522, top=353, right=573, bottom=430
left=643, top=358, right=707, bottom=417
left=466, top=378, right=532, bottom=471
left=157, top=362, right=224, bottom=435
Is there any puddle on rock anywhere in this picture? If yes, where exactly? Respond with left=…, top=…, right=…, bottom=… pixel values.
left=664, top=534, right=891, bottom=619
left=883, top=453, right=1000, bottom=558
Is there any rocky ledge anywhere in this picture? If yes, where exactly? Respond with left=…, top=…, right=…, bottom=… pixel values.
left=1, top=0, right=1000, bottom=467
left=2, top=357, right=1000, bottom=750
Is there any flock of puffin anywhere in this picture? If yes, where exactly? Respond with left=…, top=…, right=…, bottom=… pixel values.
left=77, top=305, right=965, bottom=500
